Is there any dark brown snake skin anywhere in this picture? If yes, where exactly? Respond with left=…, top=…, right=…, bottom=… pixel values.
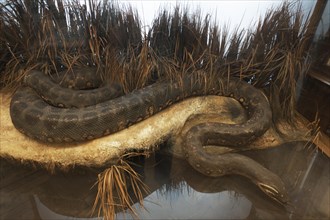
left=9, top=69, right=289, bottom=206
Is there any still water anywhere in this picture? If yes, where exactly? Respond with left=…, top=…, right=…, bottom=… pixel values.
left=0, top=142, right=329, bottom=219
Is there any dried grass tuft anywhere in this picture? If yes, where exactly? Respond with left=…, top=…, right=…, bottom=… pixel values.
left=0, top=0, right=143, bottom=91
left=147, top=2, right=313, bottom=126
left=91, top=152, right=150, bottom=219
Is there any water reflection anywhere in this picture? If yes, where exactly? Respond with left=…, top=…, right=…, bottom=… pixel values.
left=117, top=184, right=253, bottom=219
left=34, top=195, right=102, bottom=220
left=0, top=142, right=329, bottom=219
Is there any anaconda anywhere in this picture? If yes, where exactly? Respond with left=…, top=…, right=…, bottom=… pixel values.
left=9, top=69, right=289, bottom=206
left=10, top=70, right=272, bottom=143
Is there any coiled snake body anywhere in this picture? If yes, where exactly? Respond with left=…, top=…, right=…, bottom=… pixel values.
left=10, top=69, right=289, bottom=206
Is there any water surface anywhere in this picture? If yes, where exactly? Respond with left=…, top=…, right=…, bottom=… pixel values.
left=0, top=142, right=329, bottom=219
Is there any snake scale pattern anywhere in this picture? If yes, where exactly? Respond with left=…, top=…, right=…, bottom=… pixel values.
left=9, top=69, right=289, bottom=206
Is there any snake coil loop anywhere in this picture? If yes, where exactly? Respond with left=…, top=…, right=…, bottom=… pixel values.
left=10, top=69, right=289, bottom=206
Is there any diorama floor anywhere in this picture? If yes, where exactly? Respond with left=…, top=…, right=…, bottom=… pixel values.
left=0, top=142, right=329, bottom=220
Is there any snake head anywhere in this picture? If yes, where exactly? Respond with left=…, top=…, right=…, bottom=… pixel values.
left=257, top=182, right=290, bottom=207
